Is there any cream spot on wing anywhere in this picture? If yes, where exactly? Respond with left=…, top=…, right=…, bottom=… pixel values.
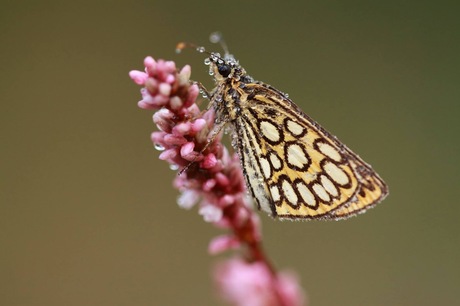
left=323, top=162, right=350, bottom=185
left=320, top=175, right=339, bottom=197
left=270, top=185, right=280, bottom=202
left=269, top=153, right=282, bottom=170
left=296, top=182, right=316, bottom=207
left=260, top=121, right=280, bottom=142
left=286, top=120, right=305, bottom=136
left=318, top=142, right=342, bottom=162
left=259, top=157, right=271, bottom=179
left=282, top=180, right=298, bottom=206
left=287, top=144, right=309, bottom=168
left=312, top=183, right=331, bottom=202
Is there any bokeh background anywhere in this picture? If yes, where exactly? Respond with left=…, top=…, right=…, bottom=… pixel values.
left=1, top=1, right=459, bottom=305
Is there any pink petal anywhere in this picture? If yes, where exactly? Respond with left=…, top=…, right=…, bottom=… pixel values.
left=178, top=64, right=191, bottom=85
left=213, top=258, right=276, bottom=306
left=180, top=142, right=195, bottom=157
left=158, top=83, right=172, bottom=96
left=144, top=56, right=156, bottom=70
left=191, top=118, right=207, bottom=133
left=129, top=70, right=148, bottom=85
left=169, top=96, right=183, bottom=110
left=174, top=122, right=192, bottom=135
left=218, top=195, right=235, bottom=207
left=276, top=272, right=307, bottom=306
left=184, top=84, right=199, bottom=107
left=159, top=148, right=177, bottom=160
left=201, top=153, right=217, bottom=169
left=177, top=190, right=200, bottom=209
left=208, top=235, right=240, bottom=255
left=199, top=204, right=223, bottom=223
left=203, top=179, right=216, bottom=191
left=215, top=172, right=230, bottom=186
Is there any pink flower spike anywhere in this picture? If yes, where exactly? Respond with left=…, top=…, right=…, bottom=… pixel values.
left=199, top=204, right=223, bottom=223
left=131, top=55, right=307, bottom=306
left=129, top=70, right=148, bottom=85
left=208, top=235, right=241, bottom=255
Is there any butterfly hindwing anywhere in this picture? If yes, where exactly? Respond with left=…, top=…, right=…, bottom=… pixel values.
left=232, top=83, right=386, bottom=220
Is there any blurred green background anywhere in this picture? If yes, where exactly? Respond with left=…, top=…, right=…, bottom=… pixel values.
left=1, top=1, right=459, bottom=305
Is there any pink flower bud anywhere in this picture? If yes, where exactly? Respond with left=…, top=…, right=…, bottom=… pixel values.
left=144, top=56, right=157, bottom=73
left=129, top=70, right=148, bottom=85
left=208, top=235, right=240, bottom=255
left=201, top=153, right=217, bottom=169
left=158, top=83, right=171, bottom=96
left=159, top=148, right=177, bottom=161
left=203, top=179, right=216, bottom=191
left=199, top=204, right=223, bottom=223
left=180, top=142, right=195, bottom=157
left=177, top=190, right=200, bottom=209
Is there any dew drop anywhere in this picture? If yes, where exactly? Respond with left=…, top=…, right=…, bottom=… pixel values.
left=154, top=143, right=165, bottom=151
left=204, top=58, right=211, bottom=65
left=196, top=46, right=206, bottom=53
left=199, top=89, right=208, bottom=99
left=169, top=164, right=179, bottom=171
left=209, top=32, right=222, bottom=44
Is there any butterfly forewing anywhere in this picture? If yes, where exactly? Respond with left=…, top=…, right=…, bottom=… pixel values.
left=205, top=51, right=388, bottom=220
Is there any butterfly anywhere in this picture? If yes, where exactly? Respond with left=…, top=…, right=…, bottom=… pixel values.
left=177, top=34, right=388, bottom=220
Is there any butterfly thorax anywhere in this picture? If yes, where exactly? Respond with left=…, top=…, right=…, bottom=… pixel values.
left=207, top=53, right=255, bottom=121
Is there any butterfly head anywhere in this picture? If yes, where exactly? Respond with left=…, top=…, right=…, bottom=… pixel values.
left=205, top=52, right=245, bottom=82
left=176, top=36, right=247, bottom=83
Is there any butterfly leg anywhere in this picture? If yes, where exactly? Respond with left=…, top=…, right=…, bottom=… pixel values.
left=193, top=81, right=213, bottom=102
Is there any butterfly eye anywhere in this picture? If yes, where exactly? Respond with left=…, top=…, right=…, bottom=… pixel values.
left=217, top=64, right=231, bottom=77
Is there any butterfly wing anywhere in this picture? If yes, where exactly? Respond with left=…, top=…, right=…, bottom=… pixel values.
left=233, top=83, right=388, bottom=220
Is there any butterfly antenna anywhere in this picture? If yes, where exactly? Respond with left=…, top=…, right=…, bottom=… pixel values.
left=176, top=42, right=212, bottom=56
left=209, top=32, right=230, bottom=57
